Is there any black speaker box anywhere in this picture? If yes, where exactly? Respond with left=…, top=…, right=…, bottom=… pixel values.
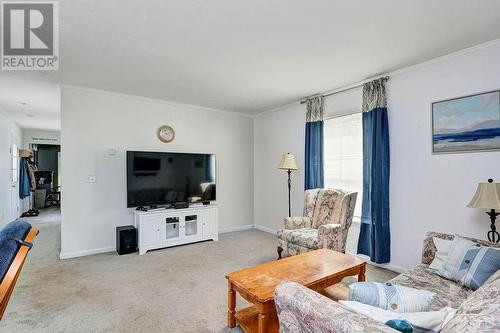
left=116, top=225, right=137, bottom=255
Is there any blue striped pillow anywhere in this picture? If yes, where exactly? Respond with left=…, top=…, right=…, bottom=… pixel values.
left=439, top=235, right=500, bottom=290
left=348, top=282, right=435, bottom=313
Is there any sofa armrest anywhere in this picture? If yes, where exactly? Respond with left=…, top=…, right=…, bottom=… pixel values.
left=274, top=282, right=396, bottom=333
left=283, top=217, right=312, bottom=230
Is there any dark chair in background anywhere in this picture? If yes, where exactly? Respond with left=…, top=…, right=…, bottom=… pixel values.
left=34, top=171, right=60, bottom=207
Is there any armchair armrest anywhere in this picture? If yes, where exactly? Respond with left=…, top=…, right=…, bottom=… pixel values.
left=274, top=282, right=396, bottom=333
left=318, top=223, right=344, bottom=251
left=318, top=223, right=342, bottom=237
left=283, top=217, right=312, bottom=230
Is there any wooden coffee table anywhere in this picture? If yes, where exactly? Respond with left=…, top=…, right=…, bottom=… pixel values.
left=225, top=249, right=366, bottom=333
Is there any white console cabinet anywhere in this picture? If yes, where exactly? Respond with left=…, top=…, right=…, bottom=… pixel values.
left=134, top=205, right=218, bottom=255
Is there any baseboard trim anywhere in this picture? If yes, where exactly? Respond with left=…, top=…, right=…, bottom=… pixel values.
left=60, top=246, right=115, bottom=260
left=61, top=224, right=254, bottom=258
left=347, top=252, right=407, bottom=273
left=219, top=224, right=254, bottom=234
left=253, top=224, right=277, bottom=235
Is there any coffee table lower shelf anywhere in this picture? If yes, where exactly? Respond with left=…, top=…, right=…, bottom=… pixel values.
left=235, top=306, right=279, bottom=333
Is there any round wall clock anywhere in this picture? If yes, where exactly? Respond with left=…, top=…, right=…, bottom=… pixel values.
left=157, top=125, right=175, bottom=143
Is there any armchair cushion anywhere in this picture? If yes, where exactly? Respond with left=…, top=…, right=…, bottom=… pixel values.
left=0, top=219, right=32, bottom=282
left=311, top=190, right=343, bottom=229
left=283, top=216, right=312, bottom=230
left=277, top=229, right=320, bottom=249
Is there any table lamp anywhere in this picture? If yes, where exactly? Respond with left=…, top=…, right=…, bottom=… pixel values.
left=278, top=153, right=298, bottom=217
left=467, top=178, right=500, bottom=243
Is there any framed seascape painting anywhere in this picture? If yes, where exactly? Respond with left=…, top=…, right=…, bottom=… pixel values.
left=432, top=90, right=500, bottom=154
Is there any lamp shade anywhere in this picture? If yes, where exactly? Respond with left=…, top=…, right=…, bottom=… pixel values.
left=467, top=181, right=500, bottom=209
left=277, top=153, right=298, bottom=170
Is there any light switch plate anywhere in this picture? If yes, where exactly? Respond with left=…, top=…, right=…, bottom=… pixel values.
left=85, top=175, right=96, bottom=183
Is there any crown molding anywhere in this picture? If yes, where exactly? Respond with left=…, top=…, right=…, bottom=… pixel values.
left=254, top=38, right=500, bottom=117
left=59, top=84, right=254, bottom=119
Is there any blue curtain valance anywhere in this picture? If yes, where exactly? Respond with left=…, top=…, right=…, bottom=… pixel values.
left=305, top=96, right=324, bottom=190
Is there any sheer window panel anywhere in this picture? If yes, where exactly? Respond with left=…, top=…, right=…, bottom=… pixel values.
left=324, top=113, right=363, bottom=218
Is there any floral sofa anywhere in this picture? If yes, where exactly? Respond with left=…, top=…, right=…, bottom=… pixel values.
left=274, top=232, right=500, bottom=332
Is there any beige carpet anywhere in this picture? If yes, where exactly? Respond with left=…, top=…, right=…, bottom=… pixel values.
left=0, top=223, right=397, bottom=333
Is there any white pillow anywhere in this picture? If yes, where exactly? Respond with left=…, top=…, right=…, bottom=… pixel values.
left=429, top=237, right=452, bottom=271
left=339, top=300, right=456, bottom=332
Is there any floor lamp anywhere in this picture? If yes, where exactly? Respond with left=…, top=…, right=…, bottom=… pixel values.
left=278, top=153, right=298, bottom=217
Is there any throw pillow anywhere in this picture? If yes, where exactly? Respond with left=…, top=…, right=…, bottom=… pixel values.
left=429, top=237, right=452, bottom=271
left=339, top=300, right=456, bottom=333
left=439, top=235, right=500, bottom=290
left=348, top=282, right=435, bottom=313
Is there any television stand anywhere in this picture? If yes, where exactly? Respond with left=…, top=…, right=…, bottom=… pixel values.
left=134, top=205, right=218, bottom=255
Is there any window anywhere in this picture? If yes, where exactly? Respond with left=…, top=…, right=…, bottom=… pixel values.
left=324, top=113, right=363, bottom=219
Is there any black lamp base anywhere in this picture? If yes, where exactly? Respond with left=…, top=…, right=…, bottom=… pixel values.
left=487, top=209, right=500, bottom=243
left=286, top=169, right=292, bottom=217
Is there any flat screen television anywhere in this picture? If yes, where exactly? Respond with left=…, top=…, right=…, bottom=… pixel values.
left=126, top=151, right=216, bottom=208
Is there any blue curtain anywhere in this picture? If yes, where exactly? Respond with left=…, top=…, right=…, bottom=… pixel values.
left=357, top=79, right=391, bottom=264
left=305, top=121, right=324, bottom=189
left=304, top=96, right=324, bottom=190
left=19, top=157, right=31, bottom=199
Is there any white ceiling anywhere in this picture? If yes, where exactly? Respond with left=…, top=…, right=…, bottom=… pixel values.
left=0, top=76, right=60, bottom=131
left=1, top=0, right=500, bottom=129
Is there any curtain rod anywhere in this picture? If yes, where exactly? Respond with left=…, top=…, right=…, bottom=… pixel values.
left=299, top=75, right=390, bottom=104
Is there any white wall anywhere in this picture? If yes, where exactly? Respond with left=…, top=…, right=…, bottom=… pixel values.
left=60, top=86, right=253, bottom=258
left=253, top=41, right=500, bottom=271
left=0, top=113, right=23, bottom=226
left=254, top=103, right=305, bottom=234
left=387, top=41, right=500, bottom=270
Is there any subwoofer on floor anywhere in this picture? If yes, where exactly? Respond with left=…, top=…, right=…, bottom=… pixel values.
left=116, top=225, right=137, bottom=255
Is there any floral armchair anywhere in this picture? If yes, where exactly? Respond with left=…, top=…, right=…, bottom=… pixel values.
left=277, top=188, right=357, bottom=259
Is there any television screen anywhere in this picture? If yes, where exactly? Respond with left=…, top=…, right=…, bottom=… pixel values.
left=126, top=151, right=216, bottom=208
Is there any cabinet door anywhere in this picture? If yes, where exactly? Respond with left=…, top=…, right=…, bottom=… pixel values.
left=183, top=214, right=202, bottom=241
left=202, top=209, right=217, bottom=238
left=141, top=215, right=161, bottom=246
left=164, top=216, right=182, bottom=243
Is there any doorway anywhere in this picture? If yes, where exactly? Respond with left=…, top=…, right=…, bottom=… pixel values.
left=30, top=144, right=61, bottom=223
